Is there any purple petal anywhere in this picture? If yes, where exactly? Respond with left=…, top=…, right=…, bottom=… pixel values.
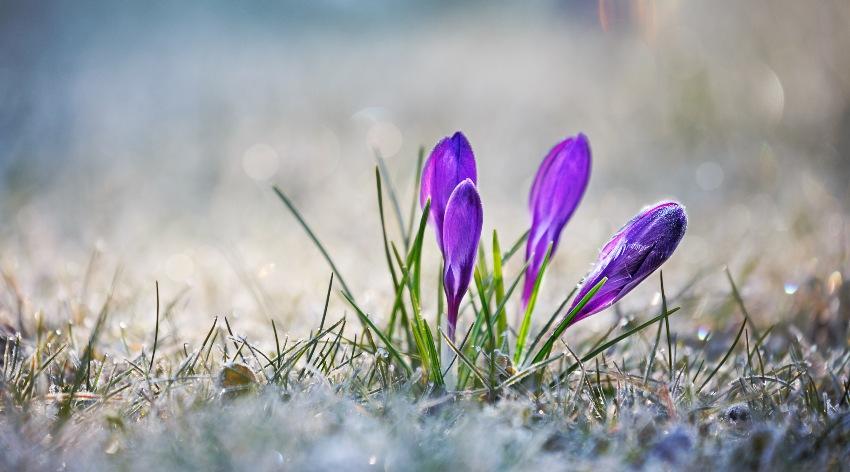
left=567, top=201, right=687, bottom=324
left=522, top=134, right=592, bottom=305
left=420, top=132, right=477, bottom=252
left=442, top=179, right=483, bottom=340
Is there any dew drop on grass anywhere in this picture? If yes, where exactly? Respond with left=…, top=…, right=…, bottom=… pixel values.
left=697, top=326, right=710, bottom=341
left=784, top=282, right=798, bottom=295
left=375, top=347, right=388, bottom=359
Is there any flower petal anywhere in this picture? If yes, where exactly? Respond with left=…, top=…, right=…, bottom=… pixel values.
left=420, top=131, right=477, bottom=252
left=568, top=201, right=687, bottom=324
left=522, top=134, right=592, bottom=304
left=442, top=179, right=483, bottom=338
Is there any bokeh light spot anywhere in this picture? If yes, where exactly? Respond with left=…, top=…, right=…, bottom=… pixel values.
left=695, top=161, right=724, bottom=191
left=367, top=122, right=403, bottom=158
left=166, top=253, right=194, bottom=282
left=242, top=143, right=280, bottom=181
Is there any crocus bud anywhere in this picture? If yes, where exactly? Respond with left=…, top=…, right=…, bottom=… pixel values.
left=523, top=134, right=591, bottom=306
left=568, top=201, right=687, bottom=324
left=420, top=132, right=477, bottom=252
left=442, top=179, right=483, bottom=341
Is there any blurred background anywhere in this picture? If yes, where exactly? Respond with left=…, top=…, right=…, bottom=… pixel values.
left=1, top=0, right=849, bottom=340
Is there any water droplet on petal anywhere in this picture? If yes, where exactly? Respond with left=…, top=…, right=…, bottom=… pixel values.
left=784, top=282, right=798, bottom=295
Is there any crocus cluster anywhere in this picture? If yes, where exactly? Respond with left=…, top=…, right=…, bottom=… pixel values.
left=420, top=132, right=483, bottom=341
left=420, top=130, right=687, bottom=343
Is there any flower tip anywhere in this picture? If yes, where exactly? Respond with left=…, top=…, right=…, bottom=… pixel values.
left=651, top=201, right=688, bottom=238
left=572, top=133, right=592, bottom=160
left=575, top=132, right=590, bottom=146
left=419, top=131, right=478, bottom=216
left=450, top=130, right=469, bottom=143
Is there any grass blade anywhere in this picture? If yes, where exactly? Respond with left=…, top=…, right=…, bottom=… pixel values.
left=148, top=281, right=160, bottom=374
left=697, top=318, right=747, bottom=394
left=514, top=243, right=553, bottom=364
left=341, top=291, right=412, bottom=376
left=523, top=286, right=576, bottom=361
left=375, top=167, right=405, bottom=336
left=404, top=146, right=426, bottom=253
left=555, top=306, right=682, bottom=384
left=530, top=277, right=608, bottom=365
left=492, top=231, right=507, bottom=348
left=440, top=328, right=489, bottom=389
left=273, top=186, right=353, bottom=297
left=501, top=229, right=529, bottom=264
left=375, top=151, right=408, bottom=246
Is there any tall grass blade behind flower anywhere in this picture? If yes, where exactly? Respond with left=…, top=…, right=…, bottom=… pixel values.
left=522, top=134, right=591, bottom=307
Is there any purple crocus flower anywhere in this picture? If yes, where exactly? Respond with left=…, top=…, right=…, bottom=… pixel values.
left=567, top=201, right=687, bottom=325
left=441, top=179, right=483, bottom=341
left=522, top=134, right=592, bottom=306
left=420, top=132, right=477, bottom=252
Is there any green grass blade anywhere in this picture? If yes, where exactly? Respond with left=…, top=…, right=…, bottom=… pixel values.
left=420, top=318, right=443, bottom=386
left=725, top=266, right=761, bottom=341
left=440, top=328, right=489, bottom=389
left=530, top=277, right=608, bottom=365
left=644, top=293, right=665, bottom=383
left=474, top=267, right=496, bottom=351
left=272, top=186, right=353, bottom=297
left=305, top=273, right=333, bottom=367
left=477, top=243, right=490, bottom=280
left=394, top=200, right=439, bottom=379
left=661, top=271, right=673, bottom=382
left=523, top=286, right=576, bottom=361
left=498, top=352, right=566, bottom=390
left=148, top=281, right=160, bottom=374
left=410, top=200, right=431, bottom=305
left=375, top=151, right=408, bottom=246
left=492, top=231, right=507, bottom=348
left=341, top=291, right=412, bottom=376
left=375, top=167, right=408, bottom=337
left=502, top=229, right=529, bottom=264
left=514, top=243, right=553, bottom=364
left=556, top=306, right=682, bottom=382
left=390, top=244, right=416, bottom=356
left=56, top=270, right=117, bottom=426
left=404, top=146, right=426, bottom=253
left=697, top=318, right=747, bottom=394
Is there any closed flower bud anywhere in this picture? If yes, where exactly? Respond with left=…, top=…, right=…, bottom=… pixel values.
left=523, top=134, right=591, bottom=306
left=568, top=201, right=687, bottom=324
